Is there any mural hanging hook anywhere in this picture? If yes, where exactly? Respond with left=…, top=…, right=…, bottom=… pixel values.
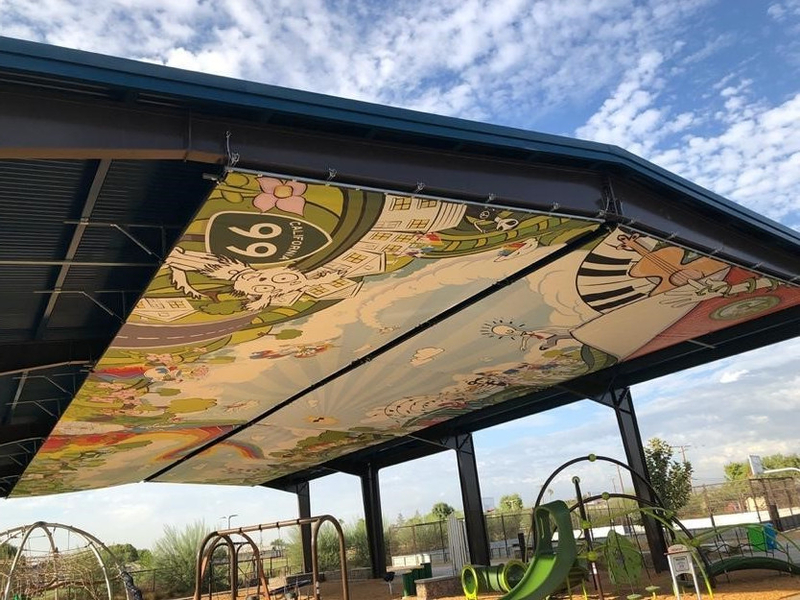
left=225, top=131, right=240, bottom=168
left=325, top=168, right=338, bottom=184
left=413, top=182, right=426, bottom=196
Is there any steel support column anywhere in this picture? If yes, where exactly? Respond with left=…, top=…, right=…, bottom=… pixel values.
left=295, top=481, right=314, bottom=574
left=600, top=388, right=668, bottom=571
left=359, top=463, right=387, bottom=578
left=444, top=433, right=490, bottom=565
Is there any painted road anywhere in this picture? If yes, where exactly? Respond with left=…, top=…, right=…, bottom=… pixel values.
left=113, top=313, right=256, bottom=348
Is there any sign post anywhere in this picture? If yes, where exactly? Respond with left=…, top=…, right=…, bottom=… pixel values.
left=666, top=544, right=701, bottom=600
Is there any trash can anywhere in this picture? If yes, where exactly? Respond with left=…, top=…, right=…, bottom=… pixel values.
left=421, top=562, right=433, bottom=578
left=402, top=572, right=417, bottom=597
left=764, top=523, right=777, bottom=551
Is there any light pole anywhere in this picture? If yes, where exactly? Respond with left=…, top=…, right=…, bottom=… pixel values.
left=221, top=514, right=238, bottom=529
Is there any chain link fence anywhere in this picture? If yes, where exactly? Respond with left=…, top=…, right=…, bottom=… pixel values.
left=386, top=511, right=534, bottom=565
left=385, top=478, right=800, bottom=569
left=678, top=476, right=800, bottom=530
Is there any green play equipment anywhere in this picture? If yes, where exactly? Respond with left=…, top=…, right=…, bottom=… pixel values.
left=461, top=560, right=528, bottom=599
left=502, top=560, right=528, bottom=591
left=600, top=530, right=644, bottom=586
left=705, top=555, right=800, bottom=577
left=746, top=523, right=777, bottom=551
left=499, top=500, right=578, bottom=600
left=460, top=501, right=578, bottom=600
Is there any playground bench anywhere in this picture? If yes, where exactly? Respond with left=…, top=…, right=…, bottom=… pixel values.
left=413, top=575, right=462, bottom=600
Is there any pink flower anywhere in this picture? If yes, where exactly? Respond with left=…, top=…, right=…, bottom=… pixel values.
left=253, top=177, right=307, bottom=215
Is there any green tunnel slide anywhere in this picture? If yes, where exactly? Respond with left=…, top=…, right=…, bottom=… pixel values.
left=500, top=500, right=578, bottom=600
left=461, top=500, right=578, bottom=600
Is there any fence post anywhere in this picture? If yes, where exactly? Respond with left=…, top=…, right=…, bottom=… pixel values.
left=439, top=521, right=446, bottom=562
left=501, top=514, right=508, bottom=558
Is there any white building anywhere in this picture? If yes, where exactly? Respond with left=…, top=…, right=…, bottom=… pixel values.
left=373, top=196, right=467, bottom=232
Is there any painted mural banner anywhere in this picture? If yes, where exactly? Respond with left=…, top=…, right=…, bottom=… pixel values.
left=15, top=171, right=800, bottom=496
left=15, top=171, right=597, bottom=495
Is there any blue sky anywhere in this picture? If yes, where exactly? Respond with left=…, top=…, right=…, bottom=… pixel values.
left=1, top=0, right=799, bottom=549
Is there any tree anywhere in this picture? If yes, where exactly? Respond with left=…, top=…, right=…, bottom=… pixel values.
left=152, top=521, right=211, bottom=596
left=724, top=461, right=749, bottom=481
left=137, top=548, right=153, bottom=568
left=498, top=493, right=524, bottom=512
left=108, top=543, right=139, bottom=564
left=0, top=543, right=17, bottom=559
left=644, top=438, right=693, bottom=511
left=431, top=502, right=455, bottom=521
left=724, top=453, right=800, bottom=480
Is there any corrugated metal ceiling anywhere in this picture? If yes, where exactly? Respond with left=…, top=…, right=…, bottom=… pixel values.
left=0, top=157, right=216, bottom=495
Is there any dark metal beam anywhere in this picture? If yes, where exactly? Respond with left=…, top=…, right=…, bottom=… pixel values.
left=599, top=388, right=669, bottom=572
left=360, top=464, right=387, bottom=578
left=0, top=260, right=157, bottom=267
left=264, top=480, right=313, bottom=573
left=445, top=433, right=490, bottom=566
left=295, top=481, right=313, bottom=574
left=35, top=159, right=112, bottom=338
left=2, top=83, right=798, bottom=280
left=0, top=339, right=106, bottom=378
left=4, top=161, right=111, bottom=429
left=0, top=422, right=51, bottom=445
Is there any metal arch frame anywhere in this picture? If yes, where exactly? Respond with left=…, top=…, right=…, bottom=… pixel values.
left=533, top=454, right=666, bottom=511
left=195, top=533, right=239, bottom=600
left=568, top=491, right=715, bottom=580
left=194, top=530, right=271, bottom=600
left=532, top=452, right=670, bottom=572
left=197, top=516, right=349, bottom=600
left=0, top=521, right=135, bottom=600
left=567, top=492, right=694, bottom=544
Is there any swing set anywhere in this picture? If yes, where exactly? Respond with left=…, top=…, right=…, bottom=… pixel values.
left=193, top=515, right=350, bottom=600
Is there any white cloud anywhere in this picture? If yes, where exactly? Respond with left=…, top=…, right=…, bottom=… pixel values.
left=719, top=369, right=749, bottom=383
left=0, top=0, right=715, bottom=125
left=768, top=1, right=800, bottom=21
left=410, top=347, right=444, bottom=366
left=576, top=43, right=800, bottom=228
left=652, top=93, right=800, bottom=226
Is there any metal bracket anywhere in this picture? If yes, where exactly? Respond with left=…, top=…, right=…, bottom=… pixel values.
left=110, top=223, right=161, bottom=259
left=33, top=290, right=125, bottom=322
left=600, top=176, right=624, bottom=219
left=225, top=130, right=240, bottom=167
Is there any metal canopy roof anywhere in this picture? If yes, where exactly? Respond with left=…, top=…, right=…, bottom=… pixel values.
left=1, top=36, right=798, bottom=497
